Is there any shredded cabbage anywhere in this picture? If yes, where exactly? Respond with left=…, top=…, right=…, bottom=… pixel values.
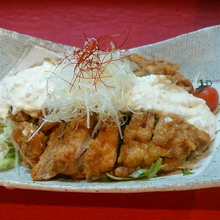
left=0, top=119, right=16, bottom=170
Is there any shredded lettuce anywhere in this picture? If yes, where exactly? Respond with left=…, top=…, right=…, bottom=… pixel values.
left=99, top=158, right=165, bottom=181
left=182, top=169, right=194, bottom=176
left=0, top=119, right=16, bottom=171
left=215, top=130, right=220, bottom=134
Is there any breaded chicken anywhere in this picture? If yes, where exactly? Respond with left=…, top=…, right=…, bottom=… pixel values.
left=12, top=122, right=47, bottom=167
left=115, top=112, right=155, bottom=177
left=31, top=123, right=64, bottom=181
left=9, top=111, right=31, bottom=122
left=37, top=119, right=59, bottom=133
left=115, top=113, right=210, bottom=176
left=144, top=114, right=210, bottom=171
left=53, top=118, right=93, bottom=179
left=130, top=53, right=194, bottom=93
left=84, top=124, right=119, bottom=179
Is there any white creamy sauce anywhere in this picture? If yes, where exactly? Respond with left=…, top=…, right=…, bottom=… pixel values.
left=124, top=75, right=216, bottom=140
left=0, top=61, right=216, bottom=140
left=0, top=61, right=55, bottom=118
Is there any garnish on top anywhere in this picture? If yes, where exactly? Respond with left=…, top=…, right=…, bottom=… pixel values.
left=42, top=31, right=135, bottom=137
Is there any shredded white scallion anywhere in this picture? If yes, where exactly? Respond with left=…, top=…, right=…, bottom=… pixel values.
left=42, top=48, right=136, bottom=135
left=27, top=119, right=48, bottom=142
left=193, top=72, right=201, bottom=89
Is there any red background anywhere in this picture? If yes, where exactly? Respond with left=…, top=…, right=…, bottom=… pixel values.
left=1, top=0, right=220, bottom=219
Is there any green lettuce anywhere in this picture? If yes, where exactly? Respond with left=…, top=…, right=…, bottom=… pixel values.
left=0, top=119, right=16, bottom=171
left=105, top=158, right=165, bottom=181
left=182, top=169, right=194, bottom=176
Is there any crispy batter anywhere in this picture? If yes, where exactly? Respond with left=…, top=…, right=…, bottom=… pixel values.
left=84, top=124, right=119, bottom=179
left=115, top=113, right=210, bottom=176
left=37, top=119, right=59, bottom=133
left=53, top=118, right=92, bottom=179
left=115, top=112, right=155, bottom=177
left=18, top=112, right=211, bottom=180
left=144, top=114, right=210, bottom=171
left=9, top=111, right=31, bottom=122
left=12, top=122, right=47, bottom=167
left=31, top=123, right=64, bottom=181
left=9, top=110, right=59, bottom=133
left=30, top=57, right=60, bottom=68
left=130, top=53, right=194, bottom=93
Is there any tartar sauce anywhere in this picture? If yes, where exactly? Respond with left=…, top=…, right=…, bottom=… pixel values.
left=124, top=75, right=216, bottom=140
left=0, top=62, right=216, bottom=140
left=0, top=61, right=55, bottom=118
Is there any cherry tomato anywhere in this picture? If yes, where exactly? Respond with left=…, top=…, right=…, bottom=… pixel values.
left=193, top=81, right=219, bottom=112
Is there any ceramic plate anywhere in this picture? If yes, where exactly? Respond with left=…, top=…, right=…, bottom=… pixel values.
left=0, top=26, right=220, bottom=192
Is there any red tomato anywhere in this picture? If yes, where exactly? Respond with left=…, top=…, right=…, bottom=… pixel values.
left=193, top=86, right=219, bottom=112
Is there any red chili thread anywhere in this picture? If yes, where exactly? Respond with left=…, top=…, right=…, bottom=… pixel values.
left=47, top=28, right=132, bottom=97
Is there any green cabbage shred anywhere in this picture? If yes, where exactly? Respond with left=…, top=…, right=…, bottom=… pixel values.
left=92, top=158, right=165, bottom=182
left=182, top=169, right=194, bottom=176
left=0, top=119, right=16, bottom=171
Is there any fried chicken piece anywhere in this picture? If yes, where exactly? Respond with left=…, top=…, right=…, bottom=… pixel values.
left=12, top=122, right=47, bottom=167
left=9, top=111, right=31, bottom=122
left=37, top=119, right=59, bottom=133
left=130, top=53, right=194, bottom=93
left=31, top=123, right=64, bottom=181
left=84, top=124, right=119, bottom=179
left=115, top=112, right=155, bottom=177
left=53, top=118, right=93, bottom=179
left=9, top=109, right=59, bottom=134
left=115, top=113, right=210, bottom=177
left=144, top=114, right=210, bottom=171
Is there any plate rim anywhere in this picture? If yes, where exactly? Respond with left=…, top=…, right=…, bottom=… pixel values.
left=1, top=26, right=220, bottom=193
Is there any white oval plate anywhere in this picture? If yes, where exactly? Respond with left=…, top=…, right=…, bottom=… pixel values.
left=0, top=26, right=220, bottom=192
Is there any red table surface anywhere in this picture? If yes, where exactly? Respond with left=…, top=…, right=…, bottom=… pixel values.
left=1, top=0, right=220, bottom=219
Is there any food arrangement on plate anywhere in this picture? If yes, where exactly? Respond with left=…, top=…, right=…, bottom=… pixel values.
left=0, top=34, right=218, bottom=182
